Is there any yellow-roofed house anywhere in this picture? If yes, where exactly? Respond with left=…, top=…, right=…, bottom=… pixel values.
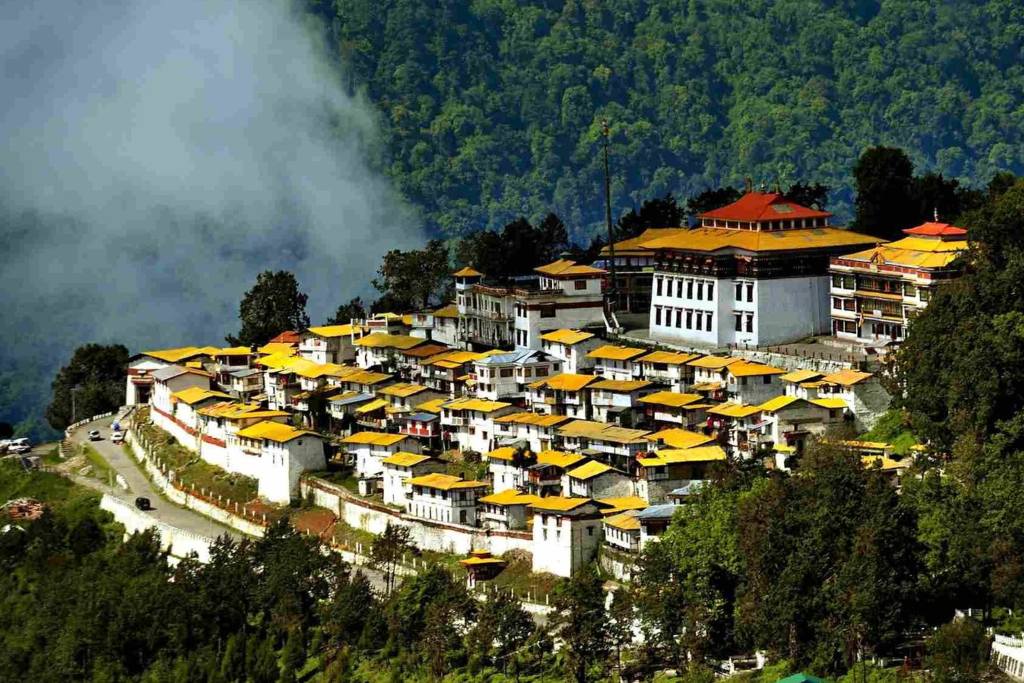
left=353, top=332, right=427, bottom=372
left=231, top=421, right=325, bottom=504
left=492, top=411, right=572, bottom=454
left=340, top=431, right=422, bottom=480
left=635, top=445, right=727, bottom=502
left=526, top=373, right=601, bottom=420
left=816, top=368, right=888, bottom=431
left=299, top=323, right=366, bottom=364
left=473, top=349, right=564, bottom=402
left=406, top=473, right=489, bottom=526
left=563, top=460, right=633, bottom=499
left=723, top=360, right=787, bottom=405
left=642, top=191, right=879, bottom=348
left=381, top=452, right=447, bottom=509
left=530, top=496, right=607, bottom=576
left=195, top=402, right=290, bottom=469
left=639, top=391, right=710, bottom=430
left=148, top=364, right=215, bottom=427
left=555, top=420, right=652, bottom=473
left=539, top=328, right=603, bottom=374
left=587, top=344, right=648, bottom=381
left=756, top=395, right=847, bottom=459
left=830, top=220, right=968, bottom=345
left=586, top=378, right=657, bottom=424
left=440, top=397, right=517, bottom=454
left=636, top=350, right=703, bottom=392
left=478, top=489, right=542, bottom=530
left=603, top=509, right=643, bottom=556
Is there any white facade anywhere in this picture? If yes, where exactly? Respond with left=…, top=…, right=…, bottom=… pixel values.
left=473, top=350, right=561, bottom=402
left=407, top=476, right=488, bottom=526
left=381, top=457, right=446, bottom=509
left=440, top=400, right=516, bottom=454
left=341, top=433, right=422, bottom=479
left=258, top=434, right=325, bottom=503
left=540, top=334, right=602, bottom=374
left=531, top=500, right=605, bottom=577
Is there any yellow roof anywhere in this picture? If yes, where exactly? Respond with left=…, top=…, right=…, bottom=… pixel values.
left=257, top=342, right=296, bottom=356
left=295, top=362, right=352, bottom=380
left=197, top=402, right=289, bottom=421
left=216, top=346, right=253, bottom=357
left=540, top=329, right=596, bottom=345
left=453, top=266, right=483, bottom=277
left=758, top=395, right=805, bottom=412
left=780, top=369, right=824, bottom=383
left=442, top=397, right=512, bottom=413
left=557, top=420, right=651, bottom=444
left=407, top=473, right=488, bottom=490
left=354, top=398, right=388, bottom=414
left=536, top=450, right=587, bottom=469
left=811, top=398, right=848, bottom=410
left=639, top=391, right=702, bottom=408
left=142, top=346, right=212, bottom=363
left=692, top=381, right=724, bottom=391
left=528, top=373, right=600, bottom=392
left=642, top=226, right=881, bottom=254
left=493, top=411, right=571, bottom=428
left=822, top=369, right=874, bottom=386
left=839, top=439, right=892, bottom=450
left=587, top=345, right=647, bottom=361
left=479, top=489, right=542, bottom=506
left=341, top=431, right=409, bottom=446
left=529, top=497, right=595, bottom=512
left=688, top=355, right=741, bottom=369
left=379, top=383, right=431, bottom=398
left=255, top=351, right=297, bottom=369
left=414, top=398, right=447, bottom=415
left=381, top=452, right=434, bottom=468
left=727, top=361, right=786, bottom=377
left=534, top=258, right=606, bottom=278
left=862, top=455, right=909, bottom=472
left=638, top=350, right=702, bottom=365
left=839, top=236, right=967, bottom=270
left=590, top=379, right=653, bottom=392
left=604, top=511, right=642, bottom=531
left=707, top=403, right=761, bottom=418
left=566, top=461, right=618, bottom=480
left=432, top=303, right=459, bottom=318
left=598, top=496, right=649, bottom=514
left=171, top=386, right=231, bottom=406
left=354, top=333, right=424, bottom=350
left=601, top=227, right=689, bottom=256
left=485, top=446, right=519, bottom=462
left=646, top=427, right=714, bottom=449
left=236, top=420, right=315, bottom=443
left=639, top=445, right=727, bottom=466
left=338, top=369, right=393, bottom=386
left=306, top=324, right=363, bottom=338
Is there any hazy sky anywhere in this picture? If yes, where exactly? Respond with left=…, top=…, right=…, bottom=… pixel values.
left=0, top=0, right=422, bottom=359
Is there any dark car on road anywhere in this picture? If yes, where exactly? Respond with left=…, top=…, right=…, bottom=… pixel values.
left=134, top=497, right=151, bottom=511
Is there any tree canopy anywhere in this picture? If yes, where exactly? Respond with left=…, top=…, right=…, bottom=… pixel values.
left=45, top=343, right=128, bottom=430
left=228, top=270, right=310, bottom=347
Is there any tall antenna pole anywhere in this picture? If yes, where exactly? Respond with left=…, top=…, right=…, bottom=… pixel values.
left=602, top=119, right=617, bottom=312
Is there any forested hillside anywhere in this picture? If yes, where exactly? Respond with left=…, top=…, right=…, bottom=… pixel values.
left=303, top=0, right=1024, bottom=239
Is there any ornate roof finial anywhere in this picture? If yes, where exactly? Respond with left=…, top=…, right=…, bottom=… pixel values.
left=933, top=207, right=940, bottom=222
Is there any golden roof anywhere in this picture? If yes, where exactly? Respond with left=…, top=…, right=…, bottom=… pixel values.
left=688, top=355, right=741, bottom=369
left=600, top=228, right=689, bottom=256
left=811, top=397, right=848, bottom=410
left=822, top=369, right=873, bottom=386
left=171, top=387, right=231, bottom=406
left=556, top=420, right=651, bottom=444
left=432, top=303, right=460, bottom=318
left=142, top=346, right=213, bottom=363
left=379, top=383, right=431, bottom=398
left=479, top=489, right=541, bottom=506
left=638, top=445, right=727, bottom=466
left=354, top=398, right=388, bottom=414
left=587, top=345, right=647, bottom=361
left=235, top=420, right=315, bottom=443
left=529, top=497, right=595, bottom=512
left=646, top=427, right=714, bottom=449
left=638, top=350, right=702, bottom=365
left=295, top=362, right=352, bottom=380
left=727, top=361, right=786, bottom=377
left=707, top=403, right=761, bottom=418
left=354, top=333, right=424, bottom=350
left=536, top=450, right=587, bottom=469
left=589, top=379, right=653, bottom=392
left=639, top=391, right=703, bottom=408
left=642, top=226, right=880, bottom=254
left=341, top=431, right=408, bottom=446
left=257, top=342, right=297, bottom=356
left=758, top=395, right=805, bottom=412
left=493, top=411, right=571, bottom=428
left=534, top=258, right=606, bottom=278
left=442, top=397, right=512, bottom=413
left=540, top=328, right=596, bottom=345
left=407, top=473, right=488, bottom=490
left=566, top=461, right=618, bottom=481
left=528, top=373, right=601, bottom=392
left=779, top=369, right=824, bottom=383
left=838, top=235, right=967, bottom=270
left=862, top=455, right=910, bottom=472
left=453, top=266, right=483, bottom=277
left=597, top=496, right=649, bottom=514
left=306, top=324, right=363, bottom=338
left=604, top=510, right=642, bottom=531
left=414, top=398, right=447, bottom=414
left=381, top=452, right=434, bottom=468
left=485, top=446, right=519, bottom=462
left=216, top=346, right=254, bottom=357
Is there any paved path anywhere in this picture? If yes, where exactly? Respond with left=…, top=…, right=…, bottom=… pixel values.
left=68, top=416, right=237, bottom=541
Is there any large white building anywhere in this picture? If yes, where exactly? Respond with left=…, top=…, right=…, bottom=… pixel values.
left=530, top=497, right=605, bottom=577
left=644, top=192, right=878, bottom=347
left=233, top=421, right=325, bottom=503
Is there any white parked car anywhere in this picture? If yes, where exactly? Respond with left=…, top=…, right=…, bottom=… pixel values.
left=9, top=438, right=31, bottom=454
left=111, top=431, right=124, bottom=444
left=88, top=430, right=101, bottom=441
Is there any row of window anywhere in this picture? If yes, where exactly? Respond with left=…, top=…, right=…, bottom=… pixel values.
left=655, top=277, right=716, bottom=301
left=654, top=306, right=715, bottom=332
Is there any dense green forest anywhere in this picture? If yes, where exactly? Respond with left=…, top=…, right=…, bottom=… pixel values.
left=299, top=0, right=1024, bottom=240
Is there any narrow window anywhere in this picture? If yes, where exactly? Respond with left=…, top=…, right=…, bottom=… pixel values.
left=746, top=283, right=754, bottom=302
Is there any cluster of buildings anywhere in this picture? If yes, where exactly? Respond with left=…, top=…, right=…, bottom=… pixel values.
left=123, top=191, right=955, bottom=577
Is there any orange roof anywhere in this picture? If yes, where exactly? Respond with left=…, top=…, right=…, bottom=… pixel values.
left=590, top=379, right=653, bottom=392
left=453, top=266, right=483, bottom=277
left=822, top=369, right=873, bottom=386
left=688, top=355, right=741, bottom=370
left=587, top=345, right=647, bottom=361
left=600, top=228, right=689, bottom=256
left=534, top=259, right=606, bottom=278
left=700, top=191, right=830, bottom=222
left=726, top=361, right=787, bottom=377
left=642, top=226, right=879, bottom=254
left=638, top=350, right=701, bottom=365
left=902, top=221, right=967, bottom=238
left=269, top=331, right=301, bottom=344
left=528, top=373, right=600, bottom=392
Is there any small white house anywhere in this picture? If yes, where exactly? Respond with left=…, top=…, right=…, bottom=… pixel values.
left=603, top=510, right=642, bottom=553
left=636, top=351, right=701, bottom=392
left=478, top=489, right=541, bottom=530
left=638, top=391, right=708, bottom=430
left=233, top=421, right=325, bottom=504
left=340, top=431, right=422, bottom=479
left=526, top=373, right=600, bottom=418
left=723, top=361, right=787, bottom=406
left=440, top=397, right=516, bottom=454
left=473, top=349, right=562, bottom=402
left=298, top=323, right=363, bottom=364
left=530, top=497, right=605, bottom=577
left=491, top=411, right=571, bottom=453
left=563, top=461, right=634, bottom=499
left=587, top=345, right=647, bottom=381
left=406, top=473, right=489, bottom=526
left=380, top=452, right=447, bottom=509
left=539, top=329, right=603, bottom=374
left=586, top=379, right=657, bottom=425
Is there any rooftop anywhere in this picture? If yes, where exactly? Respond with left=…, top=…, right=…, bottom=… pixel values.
left=534, top=258, right=606, bottom=278
left=587, top=344, right=647, bottom=361
left=540, top=328, right=596, bottom=345
left=236, top=421, right=316, bottom=443
left=699, top=191, right=831, bottom=222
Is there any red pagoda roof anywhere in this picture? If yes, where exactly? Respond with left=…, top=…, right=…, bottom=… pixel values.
left=902, top=221, right=967, bottom=237
left=269, top=330, right=301, bottom=344
left=701, top=192, right=831, bottom=222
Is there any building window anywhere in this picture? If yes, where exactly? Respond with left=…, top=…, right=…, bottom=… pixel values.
left=687, top=280, right=694, bottom=298
left=745, top=313, right=754, bottom=332
left=500, top=368, right=513, bottom=378
left=734, top=313, right=742, bottom=331
left=696, top=281, right=704, bottom=299
left=540, top=304, right=555, bottom=318
left=655, top=278, right=663, bottom=296
left=735, top=282, right=743, bottom=301
left=587, top=526, right=594, bottom=536
left=574, top=279, right=586, bottom=290
left=707, top=282, right=714, bottom=300
left=675, top=309, right=682, bottom=328
left=535, top=367, right=548, bottom=377
left=686, top=310, right=693, bottom=329
left=920, top=288, right=931, bottom=302
left=705, top=312, right=713, bottom=331
left=746, top=283, right=754, bottom=302
left=677, top=279, right=684, bottom=298
left=654, top=307, right=662, bottom=326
